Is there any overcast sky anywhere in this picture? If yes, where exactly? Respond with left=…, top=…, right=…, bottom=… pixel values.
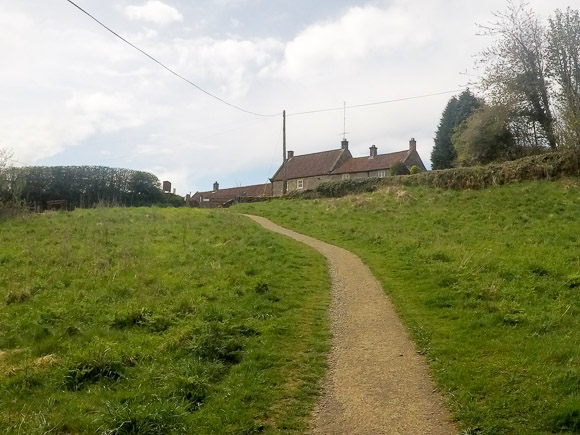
left=0, top=0, right=574, bottom=194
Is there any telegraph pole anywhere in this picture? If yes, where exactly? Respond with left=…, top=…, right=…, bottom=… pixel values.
left=282, top=110, right=287, bottom=195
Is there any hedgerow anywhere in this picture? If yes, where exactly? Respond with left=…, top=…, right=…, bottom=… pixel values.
left=297, top=149, right=579, bottom=198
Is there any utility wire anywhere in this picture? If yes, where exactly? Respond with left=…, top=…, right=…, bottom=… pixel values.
left=65, top=2, right=468, bottom=122
left=65, top=0, right=281, bottom=118
left=287, top=89, right=466, bottom=117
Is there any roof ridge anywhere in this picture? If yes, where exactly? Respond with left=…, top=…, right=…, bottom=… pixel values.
left=349, top=149, right=408, bottom=160
left=289, top=148, right=342, bottom=158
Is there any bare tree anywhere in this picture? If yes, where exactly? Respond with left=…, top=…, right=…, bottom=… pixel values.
left=0, top=148, right=14, bottom=206
left=478, top=1, right=557, bottom=149
left=546, top=7, right=580, bottom=147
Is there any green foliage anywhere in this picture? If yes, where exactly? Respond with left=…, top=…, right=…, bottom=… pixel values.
left=0, top=208, right=330, bottom=433
left=409, top=165, right=421, bottom=175
left=236, top=178, right=580, bottom=434
left=314, top=178, right=382, bottom=198
left=453, top=104, right=519, bottom=166
left=390, top=162, right=410, bottom=176
left=476, top=3, right=580, bottom=150
left=431, top=90, right=481, bottom=169
left=64, top=358, right=124, bottom=391
left=11, top=166, right=167, bottom=208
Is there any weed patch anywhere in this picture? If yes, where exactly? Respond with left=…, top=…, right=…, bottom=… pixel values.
left=5, top=289, right=30, bottom=304
left=64, top=358, right=124, bottom=391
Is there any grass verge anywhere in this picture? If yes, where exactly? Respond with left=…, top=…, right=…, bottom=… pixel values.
left=235, top=178, right=580, bottom=434
left=0, top=207, right=330, bottom=433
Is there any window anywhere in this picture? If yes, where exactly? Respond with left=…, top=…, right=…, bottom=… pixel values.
left=378, top=170, right=386, bottom=178
left=297, top=179, right=304, bottom=189
left=342, top=173, right=350, bottom=180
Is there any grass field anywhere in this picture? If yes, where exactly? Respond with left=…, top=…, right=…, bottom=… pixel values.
left=236, top=178, right=580, bottom=434
left=0, top=208, right=330, bottom=434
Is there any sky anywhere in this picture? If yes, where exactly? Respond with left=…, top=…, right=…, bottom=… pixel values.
left=0, top=0, right=575, bottom=195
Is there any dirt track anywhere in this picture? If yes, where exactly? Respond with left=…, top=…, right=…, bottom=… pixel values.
left=246, top=215, right=456, bottom=435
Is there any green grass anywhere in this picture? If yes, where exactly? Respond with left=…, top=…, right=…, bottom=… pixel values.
left=0, top=207, right=330, bottom=434
left=235, top=178, right=580, bottom=434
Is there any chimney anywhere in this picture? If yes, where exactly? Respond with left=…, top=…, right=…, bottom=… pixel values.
left=369, top=145, right=378, bottom=158
left=341, top=138, right=349, bottom=150
left=213, top=181, right=219, bottom=192
left=409, top=137, right=417, bottom=153
left=287, top=150, right=294, bottom=159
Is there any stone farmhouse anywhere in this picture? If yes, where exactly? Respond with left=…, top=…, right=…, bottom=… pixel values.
left=190, top=182, right=272, bottom=209
left=190, top=137, right=426, bottom=207
left=270, top=138, right=425, bottom=196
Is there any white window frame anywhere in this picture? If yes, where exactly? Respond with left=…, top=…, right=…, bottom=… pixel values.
left=297, top=179, right=304, bottom=189
left=378, top=170, right=386, bottom=178
left=342, top=173, right=351, bottom=180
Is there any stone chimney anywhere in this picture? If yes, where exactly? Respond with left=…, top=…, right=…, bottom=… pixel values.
left=287, top=150, right=294, bottom=159
left=369, top=145, right=378, bottom=158
left=409, top=137, right=417, bottom=153
left=341, top=138, right=349, bottom=150
left=213, top=181, right=219, bottom=192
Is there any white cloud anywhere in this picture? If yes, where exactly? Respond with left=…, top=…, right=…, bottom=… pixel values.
left=125, top=1, right=183, bottom=26
left=65, top=92, right=145, bottom=133
left=171, top=36, right=283, bottom=98
left=0, top=92, right=147, bottom=164
left=277, top=5, right=432, bottom=80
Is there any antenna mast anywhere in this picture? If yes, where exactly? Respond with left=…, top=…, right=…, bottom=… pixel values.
left=343, top=101, right=347, bottom=140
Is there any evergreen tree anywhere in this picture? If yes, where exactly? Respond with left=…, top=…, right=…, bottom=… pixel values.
left=431, top=90, right=481, bottom=169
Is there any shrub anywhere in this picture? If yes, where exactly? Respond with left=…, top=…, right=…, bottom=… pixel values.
left=315, top=178, right=382, bottom=198
left=390, top=162, right=410, bottom=176
left=409, top=165, right=421, bottom=175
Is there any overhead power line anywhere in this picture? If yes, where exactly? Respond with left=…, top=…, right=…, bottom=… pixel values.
left=65, top=0, right=281, bottom=117
left=287, top=89, right=466, bottom=117
left=65, top=1, right=467, bottom=123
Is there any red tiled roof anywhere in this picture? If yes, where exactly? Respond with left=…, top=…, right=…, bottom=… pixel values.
left=271, top=149, right=349, bottom=181
left=333, top=150, right=410, bottom=174
left=191, top=183, right=272, bottom=206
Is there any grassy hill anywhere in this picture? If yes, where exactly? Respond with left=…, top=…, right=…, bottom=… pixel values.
left=235, top=178, right=580, bottom=434
left=0, top=208, right=330, bottom=434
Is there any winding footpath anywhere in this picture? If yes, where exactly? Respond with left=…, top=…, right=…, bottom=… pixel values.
left=246, top=215, right=456, bottom=435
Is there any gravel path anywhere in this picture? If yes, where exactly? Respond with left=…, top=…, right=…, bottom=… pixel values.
left=246, top=215, right=456, bottom=435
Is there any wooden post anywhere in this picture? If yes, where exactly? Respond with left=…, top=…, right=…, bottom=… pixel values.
left=282, top=110, right=287, bottom=195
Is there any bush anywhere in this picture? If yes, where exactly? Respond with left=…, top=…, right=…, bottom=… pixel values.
left=315, top=178, right=382, bottom=198
left=390, top=162, right=410, bottom=176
